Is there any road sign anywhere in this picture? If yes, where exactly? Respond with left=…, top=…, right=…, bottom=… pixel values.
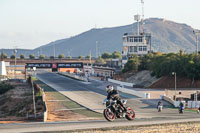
left=26, top=63, right=52, bottom=68
left=57, top=63, right=83, bottom=68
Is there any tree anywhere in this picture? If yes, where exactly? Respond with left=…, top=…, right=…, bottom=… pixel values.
left=29, top=54, right=35, bottom=59
left=20, top=54, right=25, bottom=59
left=122, top=56, right=139, bottom=73
left=0, top=53, right=7, bottom=59
left=86, top=55, right=91, bottom=59
left=78, top=56, right=83, bottom=59
left=68, top=56, right=72, bottom=59
left=138, top=54, right=153, bottom=71
left=112, top=51, right=122, bottom=59
left=10, top=55, right=15, bottom=59
left=101, top=52, right=112, bottom=59
left=50, top=56, right=54, bottom=59
left=39, top=54, right=45, bottom=59
left=58, top=54, right=65, bottom=59
left=95, top=57, right=105, bottom=64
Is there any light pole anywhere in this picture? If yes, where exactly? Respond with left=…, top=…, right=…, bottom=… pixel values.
left=53, top=44, right=56, bottom=58
left=172, top=72, right=176, bottom=101
left=193, top=30, right=200, bottom=56
left=96, top=41, right=98, bottom=58
left=14, top=49, right=17, bottom=79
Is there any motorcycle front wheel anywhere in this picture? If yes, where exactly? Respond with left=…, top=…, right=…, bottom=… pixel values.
left=125, top=107, right=135, bottom=120
left=103, top=108, right=115, bottom=122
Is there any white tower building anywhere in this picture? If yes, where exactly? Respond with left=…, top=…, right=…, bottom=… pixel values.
left=0, top=61, right=7, bottom=81
left=122, top=0, right=152, bottom=66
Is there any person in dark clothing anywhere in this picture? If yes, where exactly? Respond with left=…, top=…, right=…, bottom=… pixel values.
left=157, top=101, right=163, bottom=108
left=106, top=85, right=126, bottom=112
left=179, top=102, right=184, bottom=114
left=157, top=101, right=163, bottom=112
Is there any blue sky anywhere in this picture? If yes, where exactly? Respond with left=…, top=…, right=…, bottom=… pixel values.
left=0, top=0, right=200, bottom=49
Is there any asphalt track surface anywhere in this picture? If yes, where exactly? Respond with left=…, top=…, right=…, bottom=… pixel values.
left=1, top=71, right=200, bottom=133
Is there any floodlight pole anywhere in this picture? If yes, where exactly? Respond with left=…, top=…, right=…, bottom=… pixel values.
left=193, top=30, right=200, bottom=56
left=172, top=72, right=177, bottom=101
left=14, top=49, right=17, bottom=79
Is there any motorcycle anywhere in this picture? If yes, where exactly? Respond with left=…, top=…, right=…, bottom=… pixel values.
left=102, top=98, right=135, bottom=121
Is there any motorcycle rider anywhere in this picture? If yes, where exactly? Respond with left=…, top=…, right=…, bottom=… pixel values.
left=106, top=85, right=127, bottom=112
left=179, top=102, right=184, bottom=114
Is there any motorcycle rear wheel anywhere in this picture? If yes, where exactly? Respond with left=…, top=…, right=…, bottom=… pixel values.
left=125, top=107, right=135, bottom=120
left=103, top=109, right=115, bottom=122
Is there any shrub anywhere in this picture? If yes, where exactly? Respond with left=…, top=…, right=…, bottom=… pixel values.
left=0, top=81, right=14, bottom=95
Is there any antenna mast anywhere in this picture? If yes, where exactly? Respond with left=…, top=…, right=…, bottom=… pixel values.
left=134, top=15, right=140, bottom=35
left=141, top=0, right=144, bottom=35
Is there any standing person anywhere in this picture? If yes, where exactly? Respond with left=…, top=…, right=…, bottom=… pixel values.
left=157, top=101, right=163, bottom=112
left=179, top=102, right=184, bottom=114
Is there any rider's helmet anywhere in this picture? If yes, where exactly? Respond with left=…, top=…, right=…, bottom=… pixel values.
left=106, top=85, right=113, bottom=93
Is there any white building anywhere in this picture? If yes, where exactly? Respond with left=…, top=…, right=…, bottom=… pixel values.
left=122, top=11, right=152, bottom=67
left=0, top=61, right=7, bottom=81
left=122, top=33, right=152, bottom=65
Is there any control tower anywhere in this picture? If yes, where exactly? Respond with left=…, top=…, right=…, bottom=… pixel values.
left=122, top=0, right=152, bottom=65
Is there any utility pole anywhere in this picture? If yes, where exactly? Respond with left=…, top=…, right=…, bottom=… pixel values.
left=141, top=0, right=146, bottom=45
left=172, top=72, right=177, bottom=101
left=40, top=48, right=42, bottom=55
left=89, top=50, right=91, bottom=64
left=14, top=48, right=17, bottom=79
left=53, top=44, right=56, bottom=58
left=193, top=30, right=200, bottom=56
left=141, top=0, right=145, bottom=35
left=96, top=41, right=98, bottom=58
left=134, top=15, right=140, bottom=35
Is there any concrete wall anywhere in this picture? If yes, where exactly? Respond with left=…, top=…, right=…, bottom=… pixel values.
left=117, top=86, right=150, bottom=99
left=188, top=101, right=200, bottom=108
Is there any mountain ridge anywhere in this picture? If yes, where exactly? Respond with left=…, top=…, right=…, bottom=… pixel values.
left=0, top=18, right=199, bottom=57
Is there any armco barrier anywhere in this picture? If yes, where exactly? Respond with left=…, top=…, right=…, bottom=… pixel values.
left=108, top=78, right=135, bottom=87
left=117, top=86, right=150, bottom=99
left=32, top=78, right=48, bottom=122
left=188, top=101, right=200, bottom=108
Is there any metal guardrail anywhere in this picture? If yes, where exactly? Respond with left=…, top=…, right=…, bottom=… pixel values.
left=29, top=77, right=48, bottom=122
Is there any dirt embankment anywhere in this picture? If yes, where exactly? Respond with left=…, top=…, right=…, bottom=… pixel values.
left=114, top=70, right=200, bottom=89
left=149, top=76, right=200, bottom=88
left=114, top=70, right=158, bottom=88
left=0, top=81, right=43, bottom=123
left=126, top=70, right=159, bottom=87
